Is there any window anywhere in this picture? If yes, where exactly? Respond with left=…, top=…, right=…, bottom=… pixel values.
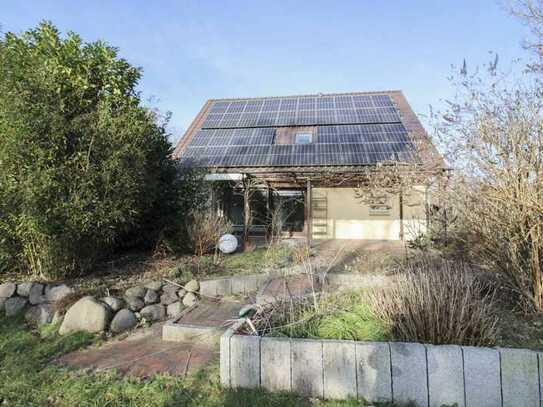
left=295, top=132, right=313, bottom=144
left=367, top=196, right=392, bottom=216
left=369, top=205, right=392, bottom=216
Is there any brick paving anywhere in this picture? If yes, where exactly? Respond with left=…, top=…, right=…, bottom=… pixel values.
left=56, top=326, right=218, bottom=378
left=56, top=300, right=244, bottom=378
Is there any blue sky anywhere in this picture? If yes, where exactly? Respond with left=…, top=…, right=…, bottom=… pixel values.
left=2, top=1, right=530, bottom=142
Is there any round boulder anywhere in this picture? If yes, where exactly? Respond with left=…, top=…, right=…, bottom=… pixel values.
left=167, top=302, right=185, bottom=319
left=160, top=292, right=178, bottom=305
left=140, top=304, right=166, bottom=322
left=143, top=289, right=159, bottom=305
left=125, top=286, right=146, bottom=298
left=0, top=282, right=16, bottom=298
left=177, top=289, right=187, bottom=299
left=25, top=304, right=54, bottom=326
left=16, top=282, right=34, bottom=297
left=182, top=292, right=198, bottom=307
left=184, top=279, right=199, bottom=293
left=5, top=297, right=28, bottom=316
left=110, top=309, right=138, bottom=333
left=101, top=296, right=125, bottom=312
left=59, top=296, right=112, bottom=335
left=144, top=281, right=163, bottom=291
left=28, top=283, right=45, bottom=305
left=45, top=284, right=73, bottom=303
left=125, top=296, right=145, bottom=312
left=162, top=284, right=178, bottom=294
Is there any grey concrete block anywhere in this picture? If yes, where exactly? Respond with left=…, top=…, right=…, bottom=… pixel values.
left=230, top=335, right=261, bottom=389
left=390, top=342, right=428, bottom=407
left=323, top=340, right=357, bottom=400
left=220, top=332, right=232, bottom=387
left=355, top=342, right=392, bottom=403
left=291, top=339, right=324, bottom=398
left=199, top=280, right=217, bottom=297
left=427, top=345, right=464, bottom=407
left=231, top=277, right=245, bottom=295
left=256, top=274, right=270, bottom=287
left=500, top=348, right=539, bottom=407
left=261, top=337, right=291, bottom=392
left=463, top=346, right=501, bottom=407
left=243, top=275, right=260, bottom=293
left=215, top=278, right=232, bottom=297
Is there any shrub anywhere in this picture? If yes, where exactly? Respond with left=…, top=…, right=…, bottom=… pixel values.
left=186, top=208, right=232, bottom=257
left=431, top=37, right=543, bottom=311
left=0, top=22, right=178, bottom=278
left=368, top=259, right=498, bottom=346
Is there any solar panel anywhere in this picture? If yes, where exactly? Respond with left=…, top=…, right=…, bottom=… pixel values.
left=180, top=121, right=417, bottom=168
left=201, top=94, right=401, bottom=129
left=202, top=95, right=400, bottom=128
left=181, top=93, right=419, bottom=167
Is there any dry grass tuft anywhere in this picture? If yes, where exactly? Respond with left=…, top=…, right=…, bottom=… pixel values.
left=368, top=259, right=498, bottom=346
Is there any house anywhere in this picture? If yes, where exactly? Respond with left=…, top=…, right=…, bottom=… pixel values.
left=173, top=91, right=446, bottom=242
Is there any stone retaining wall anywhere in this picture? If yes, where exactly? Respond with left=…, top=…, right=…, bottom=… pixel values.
left=0, top=278, right=201, bottom=335
left=220, top=331, right=543, bottom=407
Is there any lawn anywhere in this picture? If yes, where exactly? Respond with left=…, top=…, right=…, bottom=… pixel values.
left=0, top=315, right=408, bottom=407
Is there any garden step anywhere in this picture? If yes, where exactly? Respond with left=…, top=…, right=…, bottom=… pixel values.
left=162, top=299, right=243, bottom=345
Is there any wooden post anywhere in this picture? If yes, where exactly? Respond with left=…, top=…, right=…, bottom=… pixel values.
left=306, top=179, right=312, bottom=246
left=266, top=182, right=272, bottom=241
left=243, top=182, right=251, bottom=246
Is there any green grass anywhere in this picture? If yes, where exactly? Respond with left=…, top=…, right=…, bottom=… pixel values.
left=269, top=292, right=391, bottom=342
left=170, top=246, right=294, bottom=280
left=0, top=315, right=406, bottom=406
left=316, top=303, right=390, bottom=341
left=221, top=246, right=292, bottom=275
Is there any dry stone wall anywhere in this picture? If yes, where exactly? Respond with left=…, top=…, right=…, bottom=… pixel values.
left=0, top=279, right=201, bottom=335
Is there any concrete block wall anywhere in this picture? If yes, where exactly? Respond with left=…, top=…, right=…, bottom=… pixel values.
left=199, top=274, right=270, bottom=297
left=221, top=332, right=543, bottom=407
left=200, top=271, right=390, bottom=299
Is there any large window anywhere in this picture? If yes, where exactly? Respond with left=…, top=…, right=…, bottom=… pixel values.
left=273, top=190, right=305, bottom=233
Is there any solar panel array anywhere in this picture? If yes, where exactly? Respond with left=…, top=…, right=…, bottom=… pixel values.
left=181, top=123, right=418, bottom=167
left=180, top=93, right=420, bottom=168
left=201, top=94, right=400, bottom=128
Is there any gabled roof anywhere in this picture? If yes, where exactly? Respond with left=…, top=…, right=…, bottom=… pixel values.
left=173, top=90, right=443, bottom=172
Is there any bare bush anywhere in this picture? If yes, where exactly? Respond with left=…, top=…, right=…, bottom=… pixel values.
left=368, top=259, right=498, bottom=346
left=266, top=204, right=285, bottom=246
left=432, top=59, right=543, bottom=311
left=186, top=208, right=231, bottom=257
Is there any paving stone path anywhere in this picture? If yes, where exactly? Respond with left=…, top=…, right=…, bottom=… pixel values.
left=57, top=300, right=243, bottom=378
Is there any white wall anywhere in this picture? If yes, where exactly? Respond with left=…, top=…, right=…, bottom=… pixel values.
left=311, top=187, right=427, bottom=240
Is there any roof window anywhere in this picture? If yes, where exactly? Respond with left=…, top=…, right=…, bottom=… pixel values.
left=295, top=132, right=313, bottom=144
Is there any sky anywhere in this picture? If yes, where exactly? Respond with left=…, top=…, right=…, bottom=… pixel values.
left=2, top=0, right=531, bottom=143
